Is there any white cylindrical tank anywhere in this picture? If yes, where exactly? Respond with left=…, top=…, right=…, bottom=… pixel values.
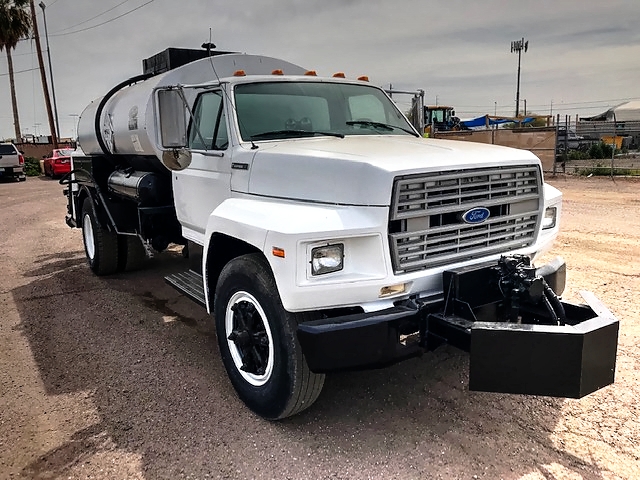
left=77, top=53, right=306, bottom=165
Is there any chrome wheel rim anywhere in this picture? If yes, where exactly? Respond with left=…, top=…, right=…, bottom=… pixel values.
left=83, top=213, right=96, bottom=260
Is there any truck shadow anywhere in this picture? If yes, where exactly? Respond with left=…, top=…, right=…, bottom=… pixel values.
left=13, top=253, right=613, bottom=480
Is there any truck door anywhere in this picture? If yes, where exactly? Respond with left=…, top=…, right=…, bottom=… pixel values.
left=172, top=90, right=231, bottom=243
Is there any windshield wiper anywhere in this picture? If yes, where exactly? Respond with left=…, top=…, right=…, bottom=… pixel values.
left=250, top=129, right=345, bottom=140
left=346, top=121, right=419, bottom=137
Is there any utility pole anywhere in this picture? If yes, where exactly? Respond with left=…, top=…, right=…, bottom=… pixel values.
left=510, top=37, right=528, bottom=118
left=611, top=112, right=616, bottom=179
left=29, top=0, right=58, bottom=149
left=39, top=2, right=60, bottom=141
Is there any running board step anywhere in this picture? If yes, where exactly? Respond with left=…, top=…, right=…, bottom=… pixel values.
left=165, top=270, right=206, bottom=307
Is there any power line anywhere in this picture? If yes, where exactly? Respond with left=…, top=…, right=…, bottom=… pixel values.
left=535, top=97, right=640, bottom=107
left=0, top=67, right=39, bottom=76
left=49, top=0, right=155, bottom=37
left=452, top=98, right=640, bottom=117
left=53, top=0, right=134, bottom=34
left=7, top=50, right=36, bottom=57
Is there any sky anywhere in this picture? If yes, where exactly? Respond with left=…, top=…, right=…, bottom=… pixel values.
left=1, top=0, right=639, bottom=141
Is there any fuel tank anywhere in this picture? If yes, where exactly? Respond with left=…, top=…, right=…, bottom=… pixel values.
left=108, top=169, right=170, bottom=205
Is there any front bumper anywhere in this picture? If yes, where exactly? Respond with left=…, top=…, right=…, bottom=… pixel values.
left=297, top=260, right=618, bottom=399
left=298, top=305, right=424, bottom=372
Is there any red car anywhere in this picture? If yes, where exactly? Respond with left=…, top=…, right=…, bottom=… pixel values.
left=44, top=148, right=74, bottom=178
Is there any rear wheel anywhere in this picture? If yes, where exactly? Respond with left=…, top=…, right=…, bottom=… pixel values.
left=214, top=254, right=324, bottom=419
left=81, top=197, right=119, bottom=275
left=117, top=234, right=147, bottom=272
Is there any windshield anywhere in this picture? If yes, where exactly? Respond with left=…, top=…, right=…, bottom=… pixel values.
left=57, top=149, right=74, bottom=156
left=234, top=81, right=416, bottom=141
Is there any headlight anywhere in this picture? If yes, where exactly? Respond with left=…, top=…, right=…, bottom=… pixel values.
left=542, top=207, right=557, bottom=230
left=311, top=244, right=344, bottom=275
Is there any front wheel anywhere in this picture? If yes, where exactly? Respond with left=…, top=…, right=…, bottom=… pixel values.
left=214, top=254, right=324, bottom=419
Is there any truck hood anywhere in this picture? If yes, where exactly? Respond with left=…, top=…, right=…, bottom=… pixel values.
left=247, top=136, right=540, bottom=206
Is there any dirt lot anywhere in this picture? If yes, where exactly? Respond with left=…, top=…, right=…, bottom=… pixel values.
left=0, top=175, right=638, bottom=480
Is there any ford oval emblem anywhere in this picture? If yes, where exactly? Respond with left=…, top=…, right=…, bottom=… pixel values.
left=462, top=207, right=491, bottom=224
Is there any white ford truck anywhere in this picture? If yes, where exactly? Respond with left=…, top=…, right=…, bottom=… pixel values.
left=63, top=47, right=618, bottom=419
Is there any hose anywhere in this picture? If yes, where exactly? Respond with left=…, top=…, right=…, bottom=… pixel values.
left=542, top=279, right=567, bottom=326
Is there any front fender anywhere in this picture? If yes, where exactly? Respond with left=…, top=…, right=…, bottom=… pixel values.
left=203, top=198, right=388, bottom=312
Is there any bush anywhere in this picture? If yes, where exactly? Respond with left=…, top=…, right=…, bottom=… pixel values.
left=567, top=150, right=589, bottom=160
left=601, top=142, right=614, bottom=158
left=24, top=157, right=42, bottom=176
left=587, top=142, right=617, bottom=159
left=576, top=165, right=640, bottom=176
left=588, top=143, right=603, bottom=159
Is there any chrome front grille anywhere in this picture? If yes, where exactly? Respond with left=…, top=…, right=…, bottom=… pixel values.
left=389, top=165, right=541, bottom=273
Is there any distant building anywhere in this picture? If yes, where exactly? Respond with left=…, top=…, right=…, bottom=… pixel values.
left=579, top=101, right=640, bottom=149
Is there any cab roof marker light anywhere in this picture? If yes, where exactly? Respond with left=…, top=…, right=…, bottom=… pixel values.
left=272, top=247, right=285, bottom=258
left=272, top=69, right=284, bottom=75
left=233, top=70, right=246, bottom=76
left=332, top=72, right=346, bottom=78
left=304, top=70, right=317, bottom=76
left=357, top=75, right=369, bottom=82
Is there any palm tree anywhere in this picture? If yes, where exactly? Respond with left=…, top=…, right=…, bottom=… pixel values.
left=0, top=0, right=31, bottom=142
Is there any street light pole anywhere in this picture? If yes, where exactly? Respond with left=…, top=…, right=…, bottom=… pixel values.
left=510, top=37, right=529, bottom=118
left=39, top=1, right=60, bottom=141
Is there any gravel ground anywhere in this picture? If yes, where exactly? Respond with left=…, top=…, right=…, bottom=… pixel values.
left=0, top=175, right=638, bottom=480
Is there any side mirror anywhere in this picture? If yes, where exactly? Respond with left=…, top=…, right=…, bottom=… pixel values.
left=157, top=89, right=191, bottom=170
left=158, top=89, right=187, bottom=148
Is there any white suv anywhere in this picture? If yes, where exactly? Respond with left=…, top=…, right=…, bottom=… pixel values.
left=0, top=143, right=26, bottom=181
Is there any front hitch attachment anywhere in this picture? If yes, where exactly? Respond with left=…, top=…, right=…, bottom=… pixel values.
left=428, top=256, right=618, bottom=398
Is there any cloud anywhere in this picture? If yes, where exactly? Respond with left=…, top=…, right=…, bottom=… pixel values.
left=1, top=0, right=639, bottom=139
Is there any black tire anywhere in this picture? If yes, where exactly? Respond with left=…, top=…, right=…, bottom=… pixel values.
left=214, top=254, right=325, bottom=420
left=18, top=176, right=26, bottom=182
left=81, top=197, right=119, bottom=276
left=117, top=235, right=147, bottom=272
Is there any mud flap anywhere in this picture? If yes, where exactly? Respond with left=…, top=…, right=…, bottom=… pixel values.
left=469, top=291, right=619, bottom=398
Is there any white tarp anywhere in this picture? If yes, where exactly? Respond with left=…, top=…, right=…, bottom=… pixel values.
left=585, top=101, right=640, bottom=122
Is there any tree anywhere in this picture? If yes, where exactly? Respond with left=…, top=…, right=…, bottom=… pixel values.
left=0, top=0, right=31, bottom=142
